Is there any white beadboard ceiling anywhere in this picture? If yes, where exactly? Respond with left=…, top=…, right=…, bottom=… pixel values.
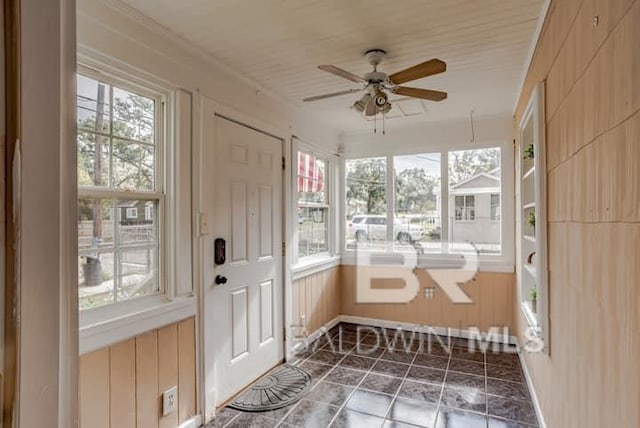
left=118, top=0, right=544, bottom=133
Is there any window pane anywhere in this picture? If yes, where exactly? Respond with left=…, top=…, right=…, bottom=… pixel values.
left=79, top=251, right=115, bottom=310
left=394, top=153, right=441, bottom=252
left=448, top=148, right=501, bottom=254
left=345, top=157, right=387, bottom=250
left=77, top=74, right=110, bottom=134
left=113, top=87, right=155, bottom=143
left=297, top=152, right=326, bottom=204
left=77, top=197, right=159, bottom=309
left=297, top=206, right=329, bottom=258
left=117, top=247, right=159, bottom=302
left=78, top=132, right=110, bottom=187
left=112, top=140, right=155, bottom=190
left=78, top=198, right=115, bottom=251
left=78, top=198, right=116, bottom=309
left=116, top=200, right=157, bottom=246
left=296, top=151, right=330, bottom=261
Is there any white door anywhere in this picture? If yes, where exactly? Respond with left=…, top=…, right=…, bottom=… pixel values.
left=204, top=113, right=283, bottom=407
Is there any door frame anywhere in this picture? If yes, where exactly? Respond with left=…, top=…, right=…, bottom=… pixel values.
left=194, top=95, right=292, bottom=422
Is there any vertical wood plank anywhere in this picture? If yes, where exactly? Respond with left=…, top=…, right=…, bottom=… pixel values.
left=158, top=324, right=179, bottom=428
left=79, top=348, right=110, bottom=428
left=110, top=339, right=136, bottom=428
left=136, top=330, right=159, bottom=428
left=178, top=318, right=197, bottom=423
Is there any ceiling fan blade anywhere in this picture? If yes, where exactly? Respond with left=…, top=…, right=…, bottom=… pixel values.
left=318, top=65, right=366, bottom=83
left=302, top=88, right=362, bottom=102
left=388, top=59, right=446, bottom=84
left=393, top=86, right=447, bottom=101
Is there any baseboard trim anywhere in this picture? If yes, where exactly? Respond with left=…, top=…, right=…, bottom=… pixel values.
left=518, top=351, right=547, bottom=428
left=308, top=316, right=342, bottom=343
left=338, top=315, right=519, bottom=345
left=178, top=414, right=202, bottom=428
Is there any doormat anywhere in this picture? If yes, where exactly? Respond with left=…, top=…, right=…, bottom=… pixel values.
left=228, top=364, right=312, bottom=412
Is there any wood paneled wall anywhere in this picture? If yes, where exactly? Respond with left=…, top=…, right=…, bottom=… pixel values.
left=79, top=318, right=197, bottom=428
left=341, top=267, right=515, bottom=333
left=292, top=267, right=341, bottom=334
left=514, top=0, right=640, bottom=426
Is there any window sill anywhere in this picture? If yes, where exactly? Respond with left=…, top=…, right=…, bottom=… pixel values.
left=80, top=295, right=197, bottom=355
left=292, top=255, right=341, bottom=280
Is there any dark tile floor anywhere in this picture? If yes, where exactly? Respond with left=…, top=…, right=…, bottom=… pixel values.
left=207, top=323, right=539, bottom=428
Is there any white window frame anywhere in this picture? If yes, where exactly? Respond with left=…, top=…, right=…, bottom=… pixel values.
left=77, top=57, right=196, bottom=354
left=341, top=141, right=514, bottom=272
left=291, top=138, right=340, bottom=277
left=490, top=193, right=501, bottom=221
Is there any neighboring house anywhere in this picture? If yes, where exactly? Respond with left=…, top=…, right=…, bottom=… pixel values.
left=448, top=168, right=501, bottom=246
left=118, top=200, right=154, bottom=225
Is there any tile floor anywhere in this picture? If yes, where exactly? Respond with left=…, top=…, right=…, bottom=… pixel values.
left=207, top=323, right=539, bottom=428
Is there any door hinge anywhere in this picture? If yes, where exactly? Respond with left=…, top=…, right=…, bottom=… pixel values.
left=282, top=241, right=286, bottom=256
left=282, top=156, right=286, bottom=171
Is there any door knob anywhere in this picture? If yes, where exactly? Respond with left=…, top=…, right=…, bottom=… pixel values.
left=215, top=275, right=228, bottom=285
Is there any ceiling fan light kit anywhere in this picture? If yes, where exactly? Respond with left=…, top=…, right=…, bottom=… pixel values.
left=303, top=49, right=448, bottom=133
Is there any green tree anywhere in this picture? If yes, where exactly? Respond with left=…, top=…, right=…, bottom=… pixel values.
left=448, top=148, right=500, bottom=185
left=345, top=158, right=386, bottom=215
left=77, top=82, right=155, bottom=239
left=395, top=168, right=439, bottom=213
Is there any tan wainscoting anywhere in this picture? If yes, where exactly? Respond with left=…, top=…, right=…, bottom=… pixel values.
left=514, top=0, right=640, bottom=426
left=292, top=267, right=341, bottom=334
left=79, top=317, right=197, bottom=428
left=340, top=267, right=515, bottom=334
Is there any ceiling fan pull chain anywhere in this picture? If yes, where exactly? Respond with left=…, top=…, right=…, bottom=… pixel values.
left=373, top=113, right=377, bottom=134
left=383, top=112, right=386, bottom=135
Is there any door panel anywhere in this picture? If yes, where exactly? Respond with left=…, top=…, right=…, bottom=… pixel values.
left=202, top=110, right=283, bottom=409
left=259, top=280, right=274, bottom=344
left=231, top=287, right=249, bottom=359
left=258, top=185, right=273, bottom=259
left=230, top=181, right=248, bottom=264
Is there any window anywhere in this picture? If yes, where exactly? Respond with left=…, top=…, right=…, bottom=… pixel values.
left=454, top=195, right=475, bottom=221
left=394, top=153, right=441, bottom=252
left=77, top=72, right=163, bottom=310
left=344, top=146, right=507, bottom=259
left=449, top=148, right=501, bottom=254
left=490, top=194, right=500, bottom=221
left=296, top=151, right=330, bottom=260
left=145, top=203, right=153, bottom=221
left=345, top=157, right=387, bottom=251
left=126, top=207, right=138, bottom=219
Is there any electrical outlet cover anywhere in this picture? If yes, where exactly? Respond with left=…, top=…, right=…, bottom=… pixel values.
left=163, top=386, right=178, bottom=416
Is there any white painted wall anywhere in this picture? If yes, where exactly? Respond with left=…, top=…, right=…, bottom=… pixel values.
left=339, top=114, right=513, bottom=157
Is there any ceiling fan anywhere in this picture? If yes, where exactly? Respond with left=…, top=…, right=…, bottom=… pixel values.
left=303, top=49, right=447, bottom=117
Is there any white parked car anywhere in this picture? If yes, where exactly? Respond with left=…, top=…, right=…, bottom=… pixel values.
left=348, top=214, right=423, bottom=244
